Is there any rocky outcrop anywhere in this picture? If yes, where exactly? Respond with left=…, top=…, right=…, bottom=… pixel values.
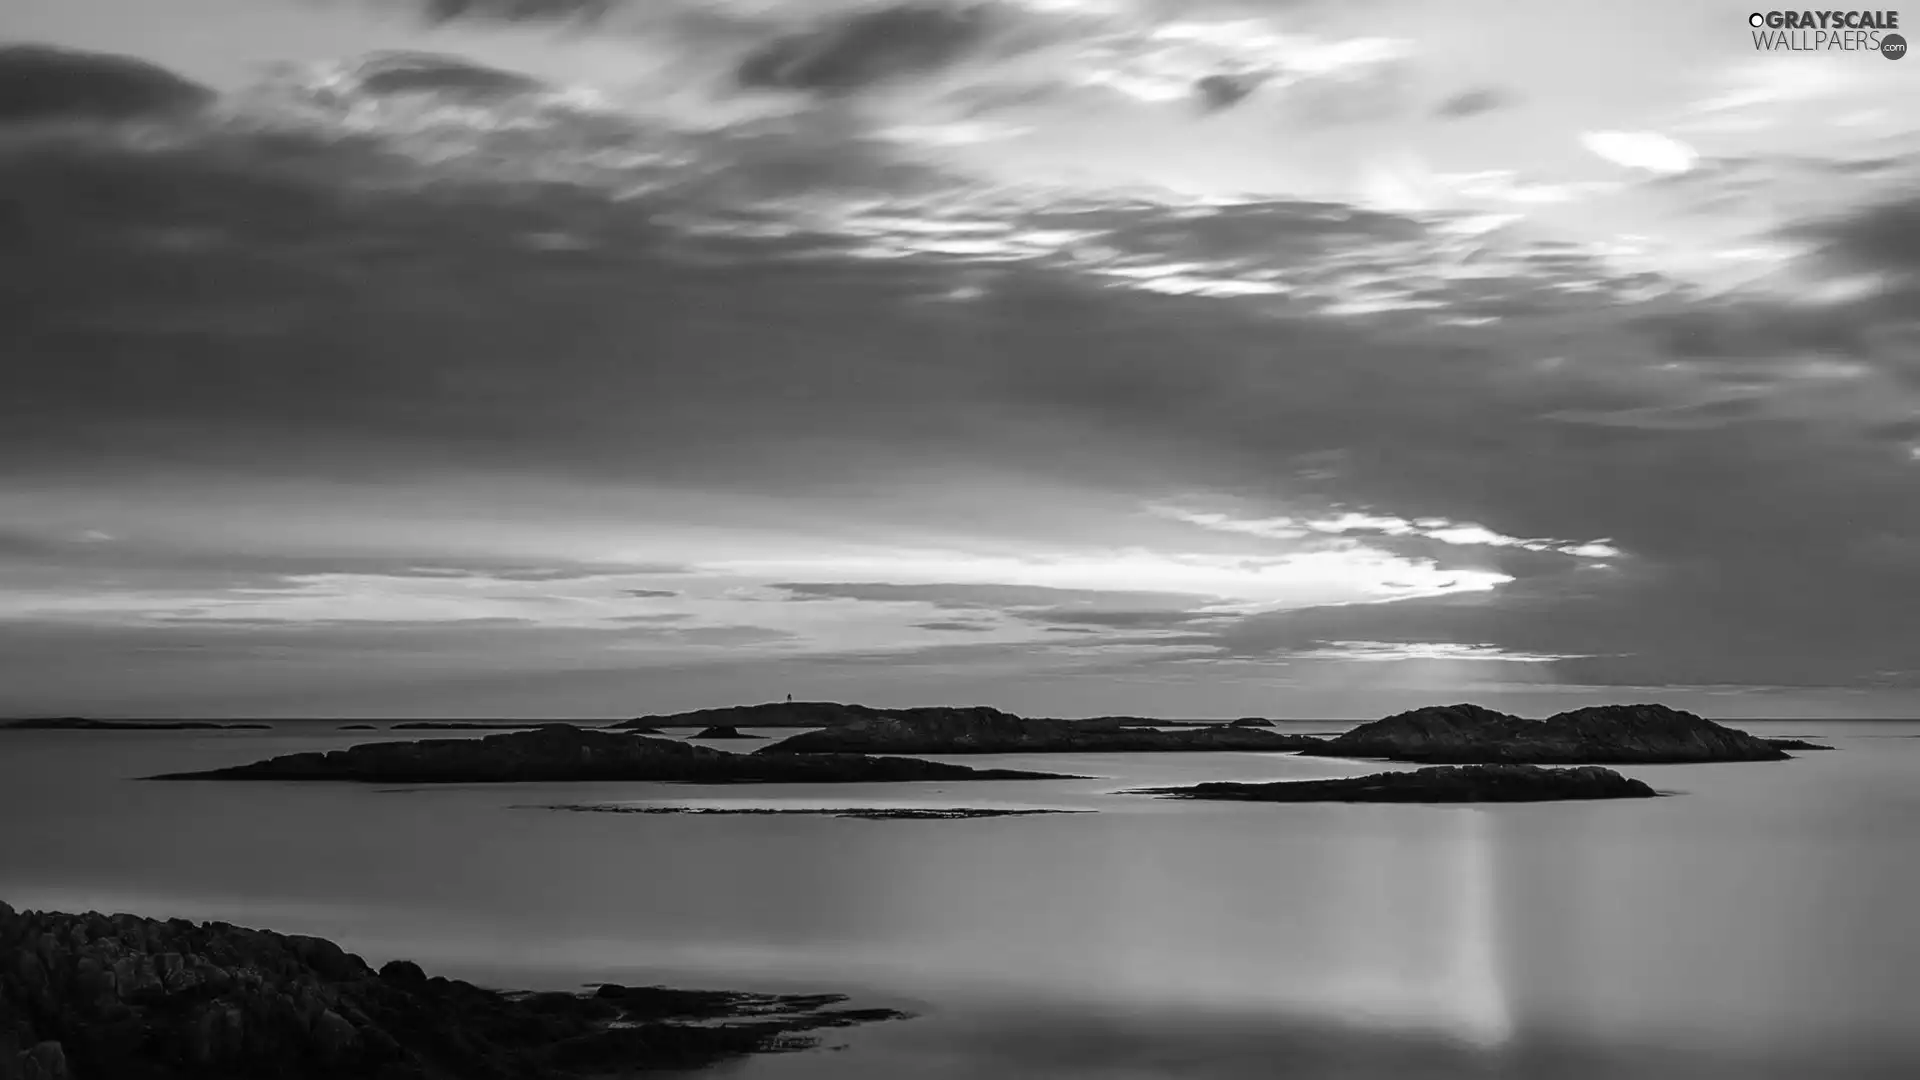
left=0, top=900, right=907, bottom=1079
left=690, top=726, right=762, bottom=740
left=1228, top=717, right=1275, bottom=728
left=3, top=719, right=269, bottom=731
left=1134, top=764, right=1660, bottom=803
left=1298, top=703, right=1791, bottom=764
left=147, top=725, right=1077, bottom=784
left=757, top=708, right=1321, bottom=755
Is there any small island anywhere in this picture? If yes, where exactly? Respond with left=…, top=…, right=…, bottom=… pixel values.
left=756, top=707, right=1320, bottom=755
left=146, top=725, right=1080, bottom=784
left=1298, top=703, right=1792, bottom=764
left=533, top=804, right=1087, bottom=820
left=1133, top=764, right=1659, bottom=803
left=389, top=721, right=549, bottom=730
left=690, top=725, right=763, bottom=740
left=3, top=718, right=271, bottom=731
left=0, top=900, right=907, bottom=1079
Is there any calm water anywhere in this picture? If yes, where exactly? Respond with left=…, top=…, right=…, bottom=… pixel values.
left=3, top=722, right=1918, bottom=1078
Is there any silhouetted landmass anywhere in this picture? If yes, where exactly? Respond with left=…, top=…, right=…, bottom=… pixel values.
left=533, top=804, right=1086, bottom=819
left=1764, top=737, right=1834, bottom=751
left=0, top=45, right=213, bottom=123
left=1134, top=764, right=1659, bottom=803
left=612, top=702, right=1235, bottom=732
left=0, top=899, right=907, bottom=1079
left=3, top=718, right=270, bottom=731
left=338, top=725, right=378, bottom=730
left=1298, top=703, right=1791, bottom=764
left=690, top=726, right=763, bottom=740
left=147, top=725, right=1079, bottom=784
left=1228, top=717, right=1275, bottom=728
left=757, top=707, right=1321, bottom=755
left=389, top=722, right=548, bottom=730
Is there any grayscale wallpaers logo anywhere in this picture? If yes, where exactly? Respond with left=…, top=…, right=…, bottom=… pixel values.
left=1748, top=10, right=1906, bottom=54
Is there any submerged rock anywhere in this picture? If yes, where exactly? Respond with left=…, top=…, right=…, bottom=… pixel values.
left=1299, top=703, right=1790, bottom=764
left=1134, top=764, right=1660, bottom=803
left=146, top=724, right=1078, bottom=784
left=0, top=901, right=908, bottom=1078
left=758, top=708, right=1320, bottom=755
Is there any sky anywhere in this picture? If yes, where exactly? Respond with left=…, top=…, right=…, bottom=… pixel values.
left=2, top=0, right=1918, bottom=718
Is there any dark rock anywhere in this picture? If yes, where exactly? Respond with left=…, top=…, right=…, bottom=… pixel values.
left=336, top=725, right=377, bottom=731
left=1134, top=764, right=1660, bottom=803
left=0, top=901, right=908, bottom=1078
left=758, top=707, right=1321, bottom=755
left=376, top=960, right=424, bottom=984
left=1228, top=717, right=1275, bottom=728
left=3, top=719, right=268, bottom=731
left=690, top=726, right=763, bottom=740
left=146, top=724, right=1079, bottom=783
left=1298, top=703, right=1791, bottom=764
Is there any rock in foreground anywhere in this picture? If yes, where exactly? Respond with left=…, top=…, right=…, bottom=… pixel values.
left=147, top=725, right=1077, bottom=784
left=0, top=900, right=907, bottom=1079
left=758, top=708, right=1321, bottom=755
left=1299, top=703, right=1790, bottom=764
left=1134, top=764, right=1659, bottom=803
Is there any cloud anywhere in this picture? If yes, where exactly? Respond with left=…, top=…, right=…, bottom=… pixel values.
left=1581, top=131, right=1698, bottom=175
left=1433, top=86, right=1514, bottom=120
left=623, top=589, right=681, bottom=598
left=736, top=2, right=1001, bottom=96
left=0, top=45, right=213, bottom=123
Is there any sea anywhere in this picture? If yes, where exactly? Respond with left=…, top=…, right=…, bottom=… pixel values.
left=2, top=720, right=1918, bottom=1078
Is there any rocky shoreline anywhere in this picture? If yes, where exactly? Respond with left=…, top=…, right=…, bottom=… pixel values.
left=146, top=725, right=1080, bottom=785
left=1133, top=764, right=1661, bottom=803
left=0, top=900, right=907, bottom=1079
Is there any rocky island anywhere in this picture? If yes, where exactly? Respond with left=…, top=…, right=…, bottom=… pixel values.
left=146, top=725, right=1078, bottom=784
left=1299, top=703, right=1792, bottom=764
left=690, top=726, right=763, bottom=740
left=533, top=804, right=1086, bottom=820
left=755, top=707, right=1321, bottom=755
left=3, top=718, right=270, bottom=731
left=1134, top=764, right=1659, bottom=803
left=0, top=900, right=907, bottom=1079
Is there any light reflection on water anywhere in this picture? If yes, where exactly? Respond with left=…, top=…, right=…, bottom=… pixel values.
left=2, top=722, right=1918, bottom=1077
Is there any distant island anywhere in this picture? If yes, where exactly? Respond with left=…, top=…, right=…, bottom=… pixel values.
left=689, top=725, right=764, bottom=740
left=389, top=721, right=550, bottom=730
left=146, top=725, right=1080, bottom=784
left=754, top=707, right=1319, bottom=755
left=1297, top=703, right=1799, bottom=764
left=611, top=702, right=1249, bottom=731
left=2, top=718, right=270, bottom=731
left=0, top=899, right=907, bottom=1079
left=1133, top=764, right=1660, bottom=803
left=534, top=804, right=1086, bottom=820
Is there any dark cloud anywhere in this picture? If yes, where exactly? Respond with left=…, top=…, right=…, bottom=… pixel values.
left=735, top=2, right=999, bottom=96
left=344, top=52, right=550, bottom=100
left=1021, top=609, right=1228, bottom=630
left=622, top=589, right=681, bottom=598
left=1433, top=86, right=1515, bottom=120
left=421, top=0, right=613, bottom=24
left=912, top=620, right=996, bottom=632
left=0, top=45, right=213, bottom=124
